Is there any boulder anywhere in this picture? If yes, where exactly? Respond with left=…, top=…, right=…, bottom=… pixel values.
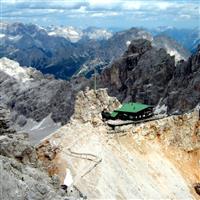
left=194, top=183, right=200, bottom=196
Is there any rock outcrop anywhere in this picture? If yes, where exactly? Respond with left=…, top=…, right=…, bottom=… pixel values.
left=72, top=88, right=120, bottom=124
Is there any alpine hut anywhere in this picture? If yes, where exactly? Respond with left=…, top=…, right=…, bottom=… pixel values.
left=105, top=102, right=154, bottom=121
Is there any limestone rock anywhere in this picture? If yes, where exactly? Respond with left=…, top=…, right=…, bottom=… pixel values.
left=72, top=88, right=120, bottom=123
left=0, top=133, right=37, bottom=166
left=0, top=57, right=89, bottom=126
left=1, top=155, right=67, bottom=200
left=132, top=110, right=200, bottom=151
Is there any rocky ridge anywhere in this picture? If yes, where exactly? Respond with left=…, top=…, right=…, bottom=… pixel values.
left=99, top=39, right=200, bottom=115
left=37, top=89, right=200, bottom=199
left=72, top=88, right=120, bottom=124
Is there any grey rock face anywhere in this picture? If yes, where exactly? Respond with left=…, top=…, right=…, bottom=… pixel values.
left=0, top=58, right=88, bottom=126
left=165, top=45, right=200, bottom=113
left=0, top=155, right=67, bottom=200
left=99, top=39, right=200, bottom=114
left=100, top=39, right=175, bottom=104
left=125, top=39, right=152, bottom=55
left=0, top=133, right=37, bottom=165
left=0, top=105, right=15, bottom=135
left=0, top=106, right=83, bottom=200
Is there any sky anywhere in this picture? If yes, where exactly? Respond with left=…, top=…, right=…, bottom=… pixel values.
left=1, top=0, right=200, bottom=29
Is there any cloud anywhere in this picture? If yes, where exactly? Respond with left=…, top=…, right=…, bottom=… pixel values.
left=1, top=0, right=199, bottom=28
left=179, top=14, right=191, bottom=19
left=122, top=1, right=142, bottom=10
left=121, top=1, right=174, bottom=11
left=2, top=0, right=87, bottom=10
left=88, top=0, right=120, bottom=7
left=156, top=2, right=172, bottom=10
left=90, top=11, right=120, bottom=17
left=2, top=0, right=199, bottom=12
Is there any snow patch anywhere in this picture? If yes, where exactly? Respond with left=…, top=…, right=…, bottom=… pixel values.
left=0, top=57, right=32, bottom=83
left=126, top=40, right=131, bottom=47
left=87, top=29, right=112, bottom=40
left=0, top=34, right=5, bottom=38
left=159, top=42, right=185, bottom=62
left=195, top=103, right=200, bottom=111
left=167, top=49, right=183, bottom=62
left=154, top=103, right=167, bottom=115
left=8, top=35, right=22, bottom=41
left=48, top=26, right=83, bottom=43
left=30, top=116, right=49, bottom=131
left=63, top=168, right=73, bottom=187
left=47, top=26, right=112, bottom=42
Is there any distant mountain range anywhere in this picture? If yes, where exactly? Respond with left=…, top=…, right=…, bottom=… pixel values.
left=47, top=26, right=113, bottom=42
left=0, top=22, right=192, bottom=79
left=150, top=26, right=200, bottom=53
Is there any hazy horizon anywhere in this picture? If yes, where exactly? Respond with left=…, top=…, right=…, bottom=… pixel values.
left=1, top=20, right=199, bottom=32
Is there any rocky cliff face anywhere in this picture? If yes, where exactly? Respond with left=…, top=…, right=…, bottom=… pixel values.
left=0, top=106, right=84, bottom=200
left=99, top=39, right=200, bottom=115
left=163, top=45, right=200, bottom=113
left=99, top=39, right=175, bottom=105
left=0, top=57, right=88, bottom=126
left=37, top=89, right=200, bottom=199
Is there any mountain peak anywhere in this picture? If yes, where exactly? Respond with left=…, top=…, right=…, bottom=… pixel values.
left=127, top=39, right=152, bottom=55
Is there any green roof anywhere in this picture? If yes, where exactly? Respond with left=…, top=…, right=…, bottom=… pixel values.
left=110, top=111, right=118, bottom=118
left=114, top=102, right=153, bottom=113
